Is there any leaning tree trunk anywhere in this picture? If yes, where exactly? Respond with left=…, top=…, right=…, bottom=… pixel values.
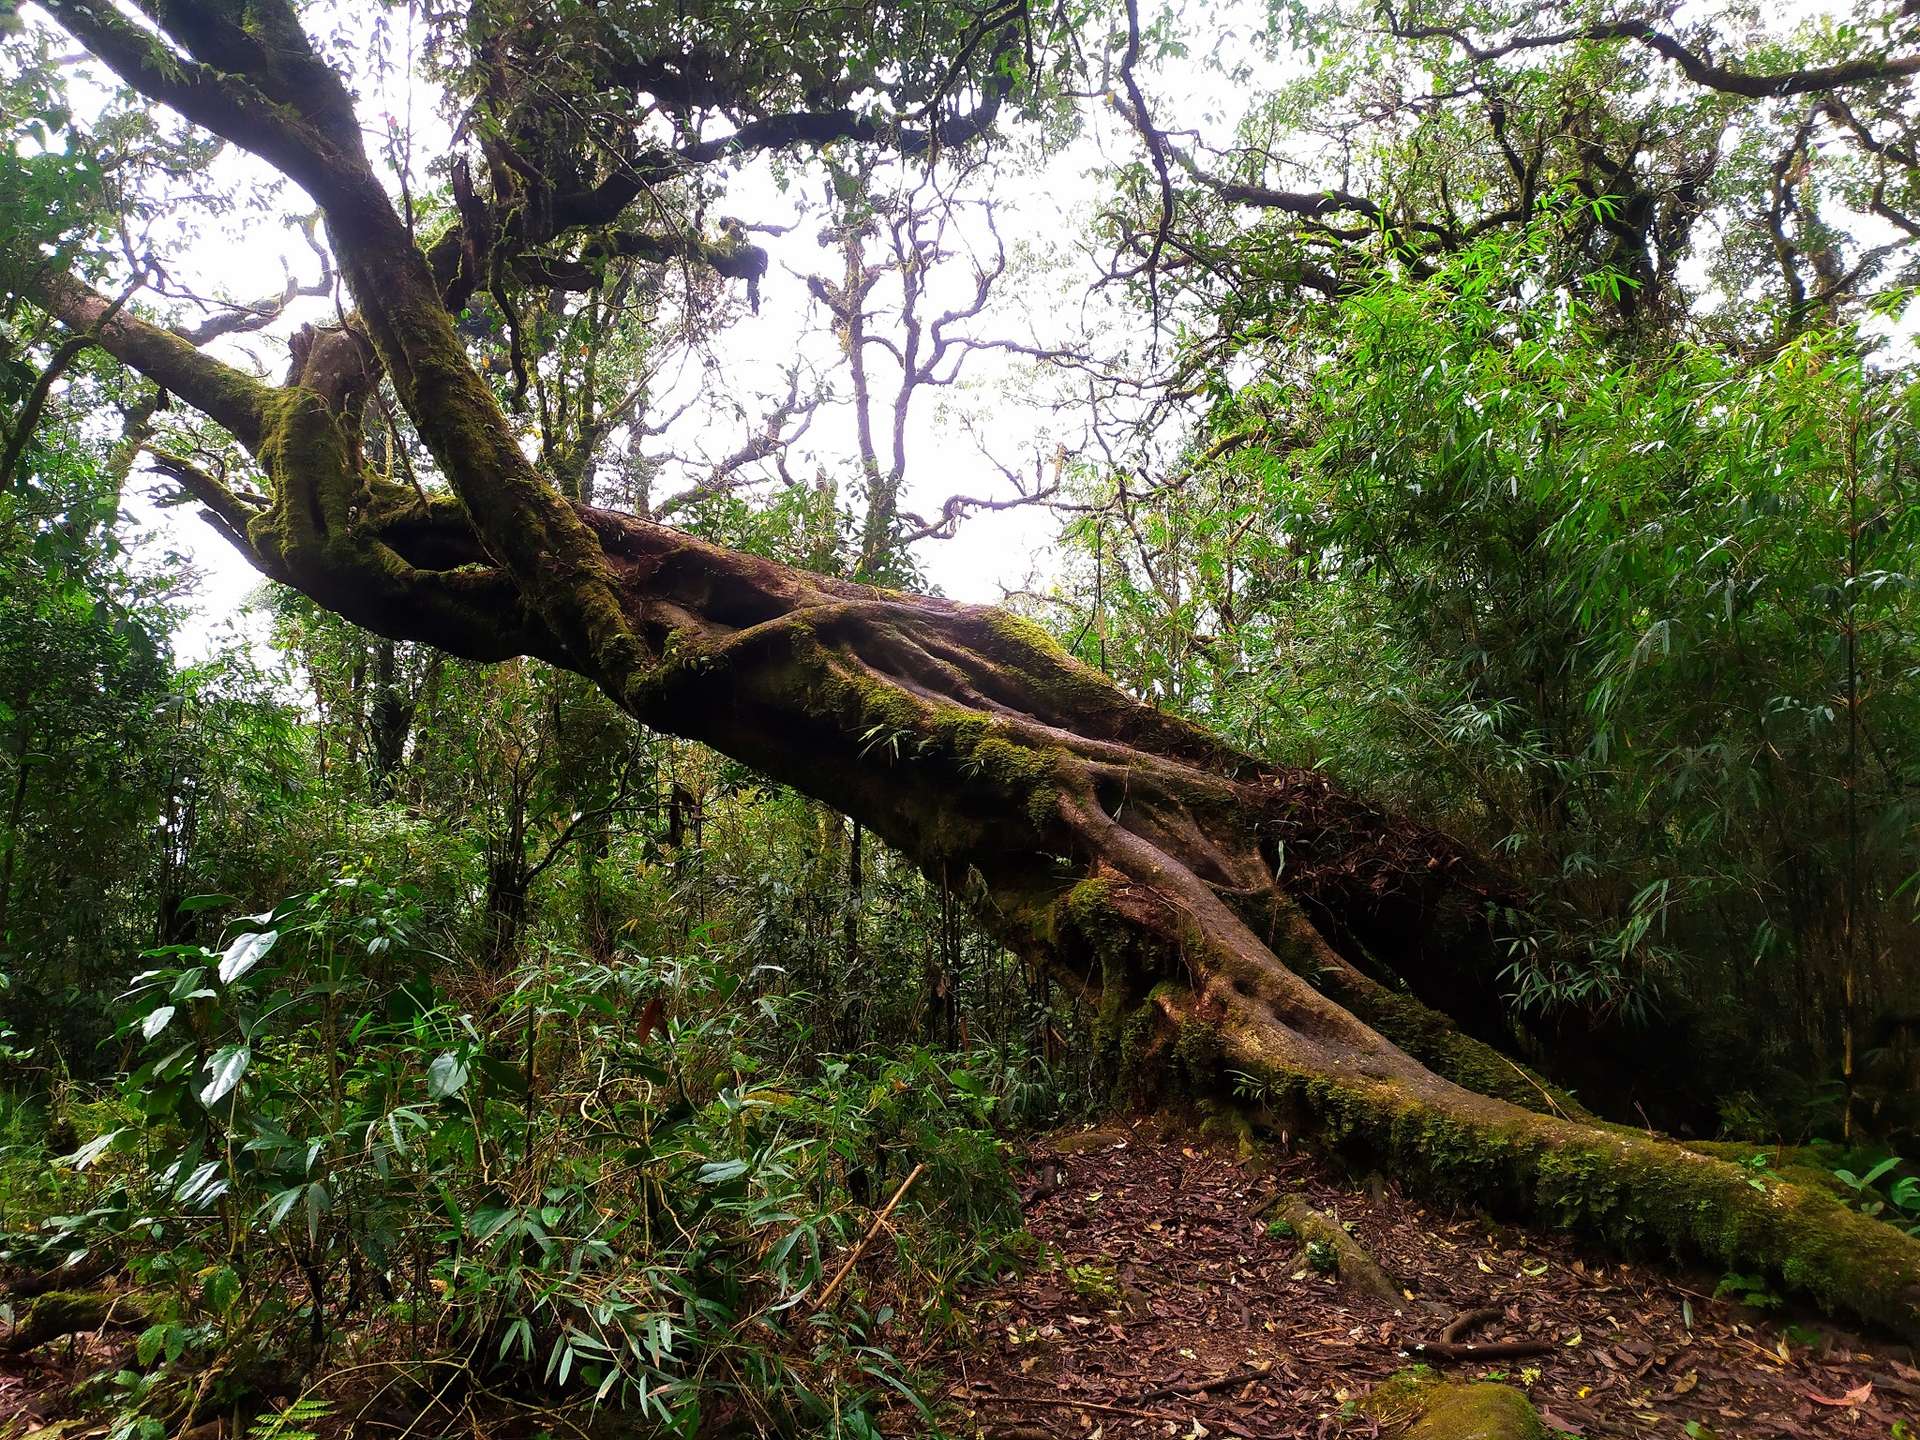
left=26, top=0, right=1920, bottom=1341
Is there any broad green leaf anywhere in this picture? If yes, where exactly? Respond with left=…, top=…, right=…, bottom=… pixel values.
left=694, top=1158, right=749, bottom=1185
left=217, top=928, right=278, bottom=984
left=305, top=1180, right=330, bottom=1242
left=264, top=1185, right=304, bottom=1228
left=202, top=1265, right=241, bottom=1315
left=427, top=1052, right=469, bottom=1100
left=198, top=1044, right=250, bottom=1105
left=61, top=1128, right=125, bottom=1169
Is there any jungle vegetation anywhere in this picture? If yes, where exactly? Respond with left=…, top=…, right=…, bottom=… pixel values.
left=0, top=0, right=1917, bottom=1434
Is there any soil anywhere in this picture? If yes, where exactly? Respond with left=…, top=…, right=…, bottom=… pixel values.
left=930, top=1117, right=1920, bottom=1439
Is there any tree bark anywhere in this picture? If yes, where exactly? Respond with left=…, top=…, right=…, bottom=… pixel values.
left=25, top=0, right=1920, bottom=1341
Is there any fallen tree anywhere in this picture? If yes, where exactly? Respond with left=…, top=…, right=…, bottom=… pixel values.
left=21, top=0, right=1920, bottom=1342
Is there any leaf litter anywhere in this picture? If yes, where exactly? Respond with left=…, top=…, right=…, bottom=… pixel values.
left=920, top=1116, right=1918, bottom=1440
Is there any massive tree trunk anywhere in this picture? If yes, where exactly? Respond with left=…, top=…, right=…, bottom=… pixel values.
left=28, top=0, right=1920, bottom=1342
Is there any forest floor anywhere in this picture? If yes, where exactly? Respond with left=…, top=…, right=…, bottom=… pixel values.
left=926, top=1116, right=1920, bottom=1440
left=3, top=1118, right=1916, bottom=1439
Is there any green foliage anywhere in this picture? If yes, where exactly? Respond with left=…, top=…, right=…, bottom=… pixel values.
left=1304, top=1239, right=1339, bottom=1276
left=1056, top=215, right=1920, bottom=1136
left=249, top=1397, right=333, bottom=1440
left=1834, top=1156, right=1920, bottom=1234
left=1712, top=1271, right=1783, bottom=1310
left=4, top=876, right=1042, bottom=1434
left=1063, top=1259, right=1120, bottom=1307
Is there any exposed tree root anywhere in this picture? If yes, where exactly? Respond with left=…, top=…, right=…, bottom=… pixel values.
left=1261, top=1193, right=1405, bottom=1305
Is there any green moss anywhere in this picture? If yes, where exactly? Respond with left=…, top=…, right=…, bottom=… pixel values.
left=1406, top=1384, right=1547, bottom=1440
left=1172, top=1014, right=1223, bottom=1086
left=1064, top=877, right=1115, bottom=934
left=971, top=736, right=1052, bottom=785
left=1198, top=1102, right=1256, bottom=1157
left=5, top=1290, right=150, bottom=1352
left=1091, top=986, right=1150, bottom=1104
left=1228, top=1053, right=1920, bottom=1339
left=984, top=609, right=1071, bottom=659
left=973, top=606, right=1142, bottom=720
left=1682, top=1141, right=1856, bottom=1200
left=1317, top=970, right=1587, bottom=1121
left=932, top=705, right=998, bottom=751
left=1362, top=1366, right=1442, bottom=1428
left=1362, top=1368, right=1546, bottom=1440
left=851, top=677, right=924, bottom=733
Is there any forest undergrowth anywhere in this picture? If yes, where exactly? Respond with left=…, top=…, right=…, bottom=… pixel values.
left=0, top=875, right=1074, bottom=1439
left=0, top=873, right=1915, bottom=1439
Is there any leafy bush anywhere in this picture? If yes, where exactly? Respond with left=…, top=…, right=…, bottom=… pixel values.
left=3, top=879, right=1028, bottom=1437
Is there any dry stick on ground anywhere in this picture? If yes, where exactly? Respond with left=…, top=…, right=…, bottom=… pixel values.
left=1134, top=1361, right=1276, bottom=1403
left=1408, top=1302, right=1560, bottom=1361
left=967, top=1392, right=1179, bottom=1422
left=813, top=1162, right=926, bottom=1313
left=1410, top=1335, right=1560, bottom=1363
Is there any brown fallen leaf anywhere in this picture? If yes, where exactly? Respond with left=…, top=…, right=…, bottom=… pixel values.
left=1807, top=1381, right=1872, bottom=1407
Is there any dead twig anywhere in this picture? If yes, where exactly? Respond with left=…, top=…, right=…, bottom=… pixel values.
left=1134, top=1361, right=1275, bottom=1402
left=967, top=1392, right=1175, bottom=1421
left=1409, top=1335, right=1559, bottom=1362
left=812, top=1162, right=925, bottom=1313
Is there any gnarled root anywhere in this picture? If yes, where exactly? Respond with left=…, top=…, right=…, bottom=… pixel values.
left=1219, top=1006, right=1920, bottom=1341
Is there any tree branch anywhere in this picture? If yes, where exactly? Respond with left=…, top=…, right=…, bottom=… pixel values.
left=23, top=268, right=272, bottom=449
left=1381, top=4, right=1920, bottom=99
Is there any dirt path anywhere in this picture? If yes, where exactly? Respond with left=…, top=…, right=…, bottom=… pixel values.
left=932, top=1118, right=1920, bottom=1439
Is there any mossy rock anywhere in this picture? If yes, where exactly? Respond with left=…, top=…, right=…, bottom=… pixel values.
left=1051, top=1125, right=1130, bottom=1155
left=1363, top=1367, right=1546, bottom=1440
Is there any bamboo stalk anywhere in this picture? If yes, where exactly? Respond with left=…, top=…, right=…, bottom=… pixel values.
left=814, top=1162, right=927, bottom=1313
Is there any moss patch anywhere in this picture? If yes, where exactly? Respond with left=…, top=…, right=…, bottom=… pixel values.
left=1362, top=1367, right=1546, bottom=1440
left=3, top=1290, right=150, bottom=1353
